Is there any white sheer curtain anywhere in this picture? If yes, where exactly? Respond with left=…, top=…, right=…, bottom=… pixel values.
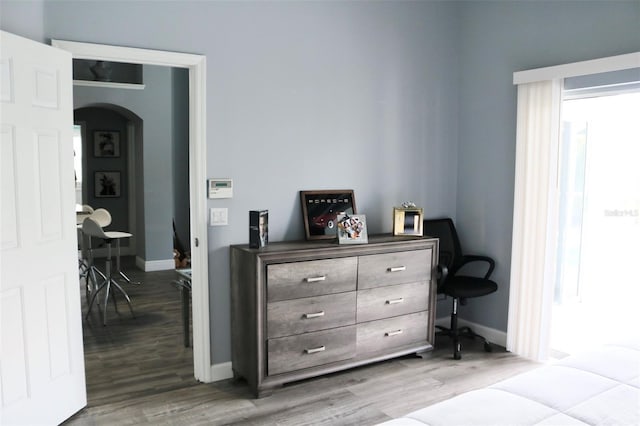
left=507, top=79, right=562, bottom=361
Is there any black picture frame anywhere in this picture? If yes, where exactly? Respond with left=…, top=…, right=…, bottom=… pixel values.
left=94, top=171, right=121, bottom=198
left=94, top=130, right=120, bottom=157
left=300, top=190, right=356, bottom=240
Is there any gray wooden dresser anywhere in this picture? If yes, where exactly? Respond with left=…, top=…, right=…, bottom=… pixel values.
left=230, top=234, right=439, bottom=397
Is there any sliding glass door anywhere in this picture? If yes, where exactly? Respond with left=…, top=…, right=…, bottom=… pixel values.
left=551, top=91, right=640, bottom=355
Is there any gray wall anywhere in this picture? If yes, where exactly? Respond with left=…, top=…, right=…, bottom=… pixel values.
left=12, top=0, right=459, bottom=363
left=0, top=0, right=45, bottom=43
left=172, top=68, right=191, bottom=250
left=73, top=65, right=177, bottom=263
left=2, top=0, right=638, bottom=364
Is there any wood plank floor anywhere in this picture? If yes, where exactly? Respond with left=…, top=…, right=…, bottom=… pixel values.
left=65, top=260, right=539, bottom=425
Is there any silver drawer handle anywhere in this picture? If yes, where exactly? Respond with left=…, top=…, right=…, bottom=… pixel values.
left=305, top=276, right=326, bottom=283
left=304, top=346, right=326, bottom=354
left=385, top=330, right=403, bottom=337
left=386, top=298, right=404, bottom=305
left=388, top=266, right=406, bottom=272
left=303, top=311, right=325, bottom=319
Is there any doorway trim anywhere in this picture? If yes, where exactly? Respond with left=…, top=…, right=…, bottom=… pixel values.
left=52, top=39, right=212, bottom=382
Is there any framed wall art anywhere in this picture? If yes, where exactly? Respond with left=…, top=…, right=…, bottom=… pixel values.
left=95, top=171, right=121, bottom=198
left=94, top=130, right=120, bottom=157
left=300, top=189, right=356, bottom=240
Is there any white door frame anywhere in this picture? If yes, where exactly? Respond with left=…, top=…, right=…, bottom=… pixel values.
left=52, top=39, right=212, bottom=382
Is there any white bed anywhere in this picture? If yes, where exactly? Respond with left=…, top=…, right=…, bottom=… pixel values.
left=378, top=339, right=640, bottom=426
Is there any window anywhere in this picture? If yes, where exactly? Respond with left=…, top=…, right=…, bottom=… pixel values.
left=551, top=90, right=640, bottom=355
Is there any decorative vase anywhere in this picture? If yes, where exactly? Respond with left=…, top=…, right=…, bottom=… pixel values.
left=90, top=61, right=113, bottom=82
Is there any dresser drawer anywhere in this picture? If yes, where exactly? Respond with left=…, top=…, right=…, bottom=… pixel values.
left=358, top=249, right=432, bottom=289
left=267, top=326, right=357, bottom=375
left=356, top=311, right=428, bottom=355
left=267, top=292, right=357, bottom=338
left=357, top=281, right=429, bottom=323
left=267, top=257, right=358, bottom=302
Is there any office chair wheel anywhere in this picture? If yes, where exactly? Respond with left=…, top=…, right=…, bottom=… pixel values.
left=484, top=342, right=492, bottom=352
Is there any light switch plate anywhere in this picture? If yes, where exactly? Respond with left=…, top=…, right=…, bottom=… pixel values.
left=210, top=208, right=228, bottom=226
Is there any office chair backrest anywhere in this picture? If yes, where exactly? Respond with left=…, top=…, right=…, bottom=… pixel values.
left=423, top=218, right=463, bottom=272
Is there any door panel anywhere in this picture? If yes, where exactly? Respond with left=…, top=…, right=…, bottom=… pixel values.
left=1, top=124, right=19, bottom=249
left=0, top=30, right=86, bottom=425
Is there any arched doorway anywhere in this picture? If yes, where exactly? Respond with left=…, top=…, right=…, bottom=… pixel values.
left=74, top=104, right=142, bottom=258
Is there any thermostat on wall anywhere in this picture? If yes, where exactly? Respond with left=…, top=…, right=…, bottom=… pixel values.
left=208, top=178, right=233, bottom=199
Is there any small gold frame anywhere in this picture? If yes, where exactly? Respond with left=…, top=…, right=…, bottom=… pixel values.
left=393, top=207, right=424, bottom=236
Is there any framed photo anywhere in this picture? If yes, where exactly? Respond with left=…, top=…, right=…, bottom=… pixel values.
left=300, top=190, right=356, bottom=240
left=95, top=171, right=121, bottom=198
left=393, top=207, right=424, bottom=236
left=94, top=130, right=120, bottom=157
left=337, top=214, right=368, bottom=244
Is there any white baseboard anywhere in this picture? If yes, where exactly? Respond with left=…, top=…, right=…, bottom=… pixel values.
left=435, top=316, right=507, bottom=348
left=210, top=361, right=233, bottom=382
left=135, top=256, right=175, bottom=272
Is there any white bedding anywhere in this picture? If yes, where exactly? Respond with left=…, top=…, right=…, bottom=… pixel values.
left=378, top=340, right=640, bottom=426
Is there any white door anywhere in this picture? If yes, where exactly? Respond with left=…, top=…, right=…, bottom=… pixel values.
left=1, top=31, right=87, bottom=424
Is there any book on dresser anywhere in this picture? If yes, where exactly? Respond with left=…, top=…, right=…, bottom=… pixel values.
left=230, top=234, right=439, bottom=398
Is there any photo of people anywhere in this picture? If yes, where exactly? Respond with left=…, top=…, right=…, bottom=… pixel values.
left=249, top=210, right=268, bottom=248
left=259, top=213, right=268, bottom=247
left=337, top=214, right=368, bottom=244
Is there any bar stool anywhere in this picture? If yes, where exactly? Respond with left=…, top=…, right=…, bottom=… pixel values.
left=83, top=217, right=135, bottom=325
left=76, top=204, right=94, bottom=225
left=82, top=208, right=112, bottom=299
left=93, top=209, right=139, bottom=286
left=77, top=204, right=95, bottom=283
left=113, top=237, right=140, bottom=286
left=91, top=208, right=111, bottom=227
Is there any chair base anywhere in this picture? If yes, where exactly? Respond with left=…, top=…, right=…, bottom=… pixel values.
left=117, top=269, right=142, bottom=286
left=84, top=243, right=135, bottom=326
left=85, top=264, right=106, bottom=303
left=436, top=325, right=492, bottom=360
left=113, top=238, right=142, bottom=286
left=438, top=297, right=492, bottom=360
left=86, top=277, right=135, bottom=326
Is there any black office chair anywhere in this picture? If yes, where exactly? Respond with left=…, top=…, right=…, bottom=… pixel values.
left=423, top=218, right=498, bottom=360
